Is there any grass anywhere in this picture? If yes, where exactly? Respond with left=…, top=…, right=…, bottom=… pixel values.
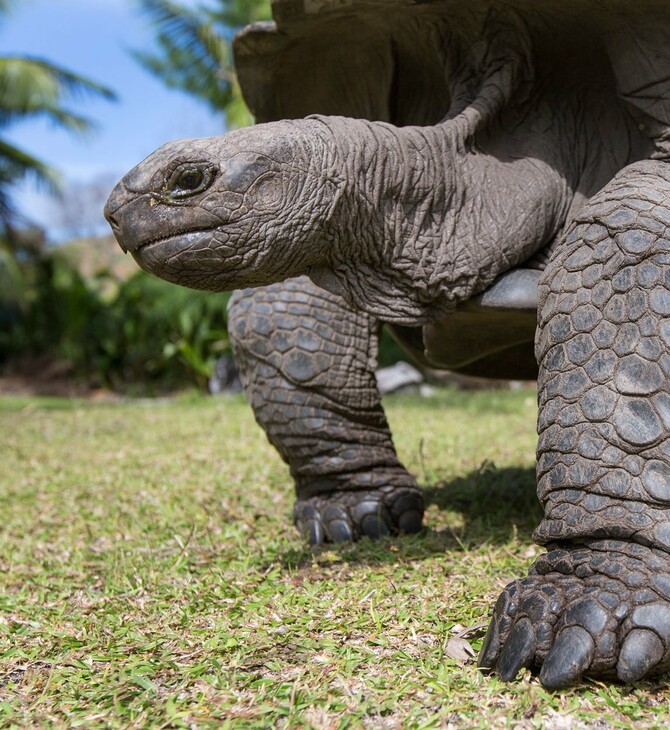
left=1, top=388, right=669, bottom=728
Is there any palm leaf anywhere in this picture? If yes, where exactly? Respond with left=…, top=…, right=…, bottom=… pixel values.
left=209, top=0, right=271, bottom=28
left=0, top=139, right=60, bottom=190
left=0, top=138, right=60, bottom=228
left=135, top=0, right=270, bottom=126
left=0, top=51, right=115, bottom=230
left=135, top=0, right=231, bottom=112
left=0, top=56, right=115, bottom=132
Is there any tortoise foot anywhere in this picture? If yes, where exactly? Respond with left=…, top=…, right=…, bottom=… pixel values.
left=293, top=485, right=423, bottom=544
left=479, top=540, right=670, bottom=687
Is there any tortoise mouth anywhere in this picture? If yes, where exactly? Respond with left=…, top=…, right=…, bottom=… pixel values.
left=135, top=226, right=215, bottom=253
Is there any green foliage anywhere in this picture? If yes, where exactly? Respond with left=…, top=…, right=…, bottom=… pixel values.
left=136, top=0, right=271, bottom=128
left=1, top=249, right=231, bottom=393
left=8, top=251, right=107, bottom=368
left=161, top=306, right=230, bottom=390
left=0, top=3, right=115, bottom=227
left=0, top=237, right=24, bottom=307
left=1, top=237, right=404, bottom=393
left=0, top=0, right=115, bottom=344
left=99, top=272, right=231, bottom=392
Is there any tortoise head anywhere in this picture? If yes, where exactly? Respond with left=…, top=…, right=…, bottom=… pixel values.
left=104, top=120, right=343, bottom=291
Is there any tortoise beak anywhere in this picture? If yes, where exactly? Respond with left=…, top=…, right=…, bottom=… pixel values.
left=104, top=181, right=129, bottom=252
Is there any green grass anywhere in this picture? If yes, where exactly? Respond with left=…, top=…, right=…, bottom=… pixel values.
left=1, top=389, right=668, bottom=728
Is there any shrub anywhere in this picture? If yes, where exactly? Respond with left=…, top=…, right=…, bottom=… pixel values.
left=100, top=273, right=231, bottom=392
left=2, top=248, right=231, bottom=393
left=2, top=242, right=405, bottom=393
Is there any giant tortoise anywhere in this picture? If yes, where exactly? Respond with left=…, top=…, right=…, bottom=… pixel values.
left=105, top=0, right=670, bottom=688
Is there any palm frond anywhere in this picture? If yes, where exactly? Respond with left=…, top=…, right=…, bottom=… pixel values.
left=0, top=56, right=115, bottom=131
left=209, top=0, right=271, bottom=29
left=0, top=139, right=60, bottom=190
left=138, top=0, right=229, bottom=68
left=0, top=138, right=60, bottom=229
left=0, top=0, right=13, bottom=20
left=0, top=7, right=115, bottom=241
left=135, top=0, right=263, bottom=122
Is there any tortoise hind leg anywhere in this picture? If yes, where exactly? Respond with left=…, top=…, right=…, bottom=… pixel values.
left=480, top=160, right=670, bottom=687
left=228, top=276, right=423, bottom=543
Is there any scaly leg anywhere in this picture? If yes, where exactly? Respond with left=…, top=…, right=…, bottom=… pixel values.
left=228, top=276, right=423, bottom=543
left=480, top=160, right=670, bottom=687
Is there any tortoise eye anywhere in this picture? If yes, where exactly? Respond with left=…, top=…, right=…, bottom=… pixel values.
left=178, top=170, right=202, bottom=190
left=168, top=163, right=217, bottom=199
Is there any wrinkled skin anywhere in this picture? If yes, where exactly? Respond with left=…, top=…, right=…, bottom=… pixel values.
left=104, top=122, right=343, bottom=293
left=106, top=2, right=670, bottom=687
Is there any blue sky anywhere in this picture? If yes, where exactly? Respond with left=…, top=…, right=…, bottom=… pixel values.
left=4, top=0, right=224, bottom=238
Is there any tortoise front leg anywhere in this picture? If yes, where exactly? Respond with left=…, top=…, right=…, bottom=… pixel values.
left=228, top=276, right=423, bottom=543
left=480, top=160, right=670, bottom=687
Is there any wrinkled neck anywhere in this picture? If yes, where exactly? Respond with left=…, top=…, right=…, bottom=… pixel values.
left=308, top=115, right=570, bottom=324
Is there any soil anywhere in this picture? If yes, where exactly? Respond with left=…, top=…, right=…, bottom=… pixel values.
left=0, top=358, right=119, bottom=400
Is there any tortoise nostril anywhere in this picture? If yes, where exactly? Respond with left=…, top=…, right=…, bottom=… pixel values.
left=105, top=211, right=127, bottom=252
left=103, top=182, right=126, bottom=229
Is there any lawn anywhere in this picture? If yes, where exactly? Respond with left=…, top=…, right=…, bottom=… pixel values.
left=1, top=389, right=668, bottom=728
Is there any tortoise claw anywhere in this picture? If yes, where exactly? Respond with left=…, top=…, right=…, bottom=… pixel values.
left=293, top=486, right=423, bottom=543
left=496, top=618, right=536, bottom=681
left=480, top=544, right=670, bottom=686
left=478, top=618, right=502, bottom=668
left=617, top=629, right=664, bottom=683
left=539, top=626, right=595, bottom=689
left=303, top=519, right=325, bottom=545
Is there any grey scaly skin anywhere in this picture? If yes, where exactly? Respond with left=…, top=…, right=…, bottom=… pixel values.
left=228, top=278, right=423, bottom=543
left=104, top=5, right=670, bottom=686
left=479, top=160, right=670, bottom=686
